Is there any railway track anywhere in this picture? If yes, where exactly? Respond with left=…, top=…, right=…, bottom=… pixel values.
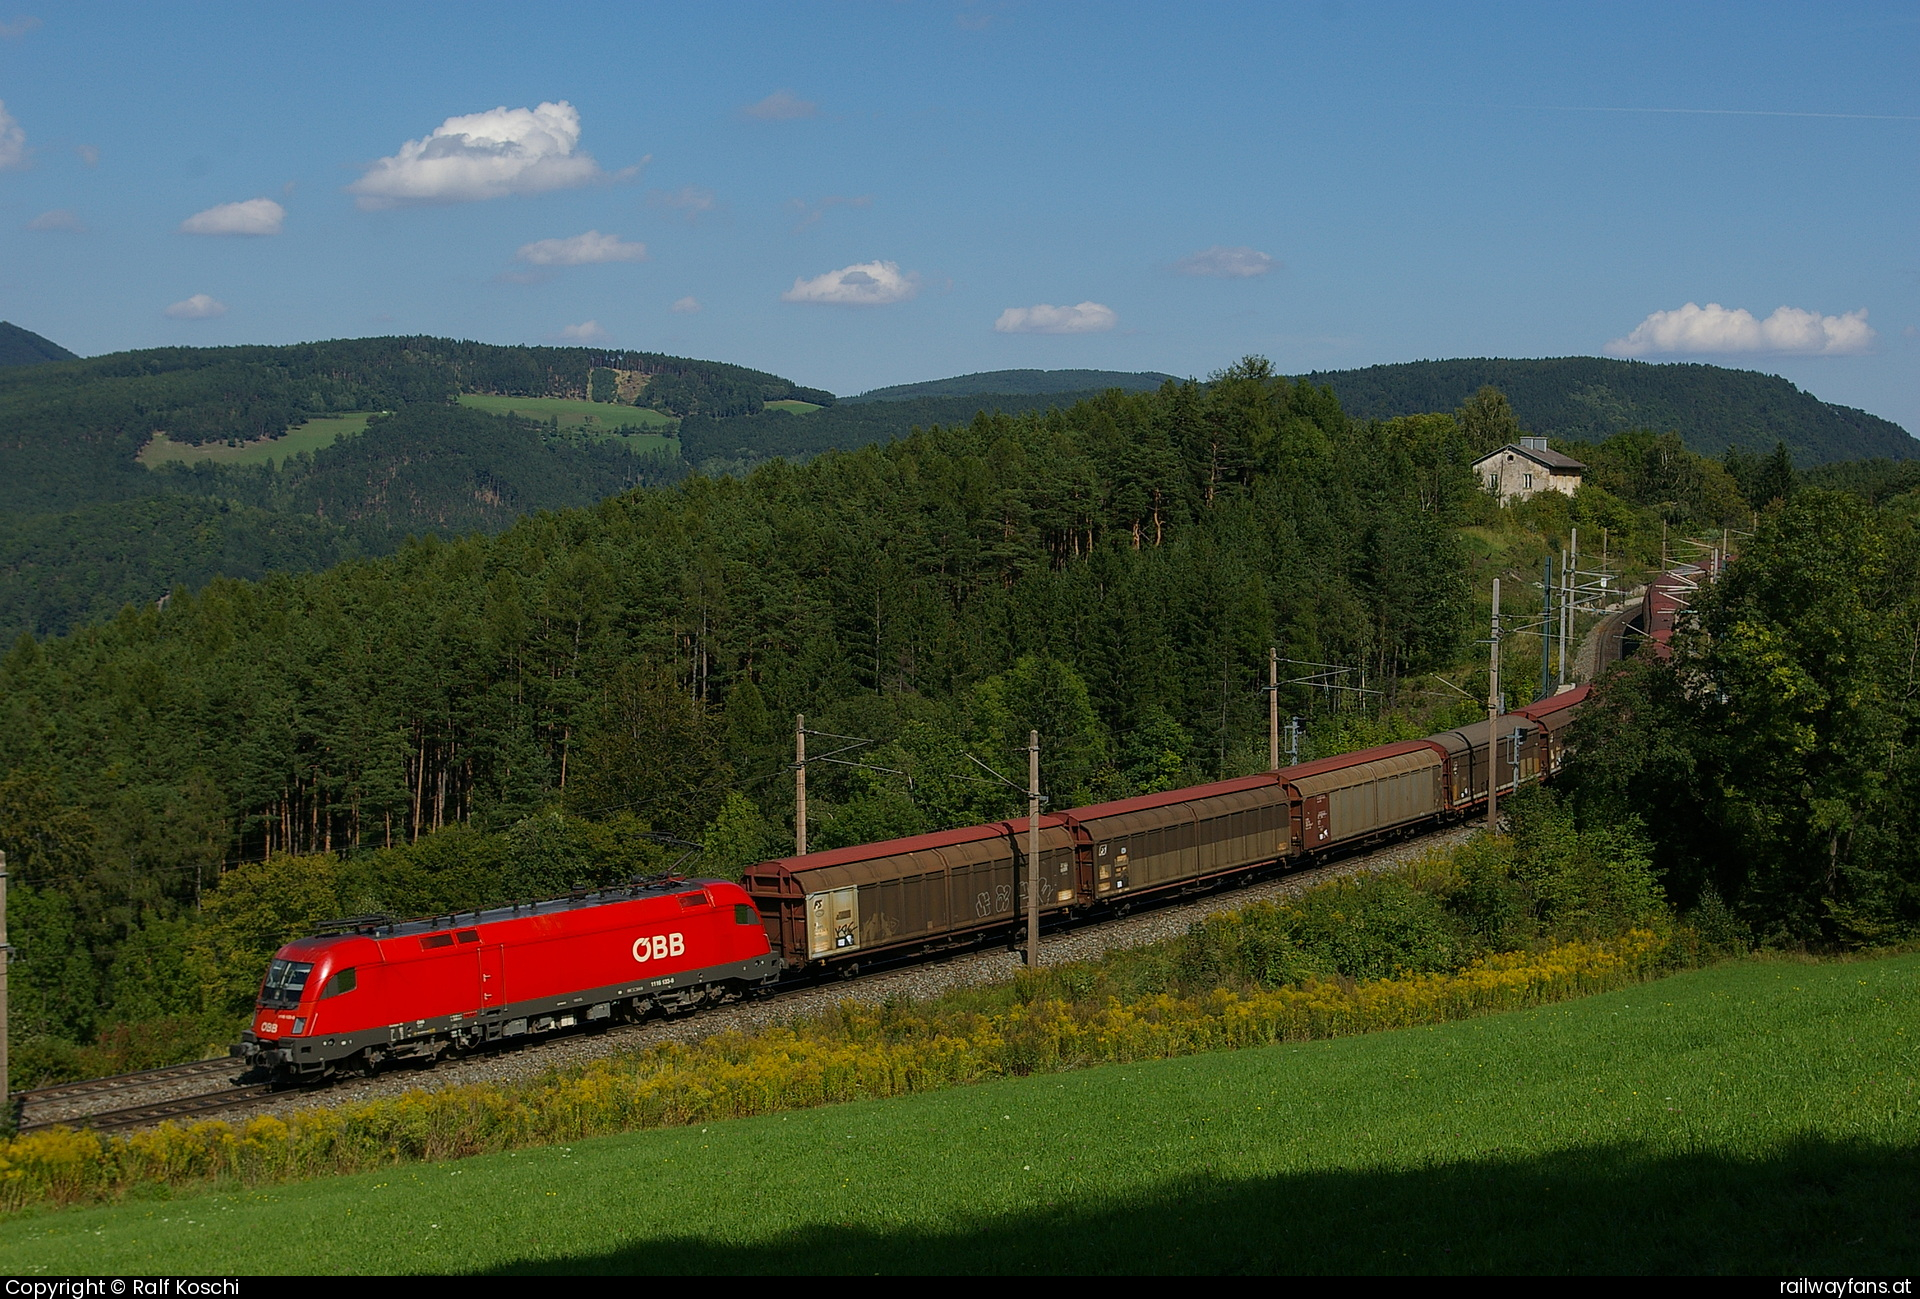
left=12, top=822, right=1470, bottom=1137
left=17, top=1056, right=234, bottom=1108
left=4, top=586, right=1650, bottom=1140
left=12, top=1057, right=248, bottom=1133
left=19, top=1084, right=285, bottom=1136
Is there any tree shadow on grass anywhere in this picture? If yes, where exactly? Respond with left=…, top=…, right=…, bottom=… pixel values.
left=478, top=1135, right=1920, bottom=1275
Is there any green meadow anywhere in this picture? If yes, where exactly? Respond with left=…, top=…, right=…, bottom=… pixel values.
left=137, top=415, right=377, bottom=469
left=455, top=393, right=678, bottom=433
left=4, top=953, right=1914, bottom=1276
left=763, top=399, right=822, bottom=414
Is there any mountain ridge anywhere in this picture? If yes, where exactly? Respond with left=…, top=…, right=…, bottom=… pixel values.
left=846, top=368, right=1178, bottom=403
left=0, top=321, right=78, bottom=368
left=1299, top=356, right=1914, bottom=465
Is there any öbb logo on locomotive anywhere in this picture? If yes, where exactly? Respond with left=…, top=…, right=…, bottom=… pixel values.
left=230, top=685, right=1589, bottom=1083
left=632, top=932, right=685, bottom=962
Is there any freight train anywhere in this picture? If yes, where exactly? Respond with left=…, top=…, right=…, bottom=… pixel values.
left=234, top=686, right=1588, bottom=1081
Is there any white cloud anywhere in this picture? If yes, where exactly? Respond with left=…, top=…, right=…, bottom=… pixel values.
left=1175, top=245, right=1276, bottom=278
left=1606, top=302, right=1875, bottom=357
left=515, top=230, right=648, bottom=266
left=741, top=90, right=819, bottom=121
left=781, top=260, right=918, bottom=306
left=0, top=16, right=40, bottom=39
left=0, top=100, right=27, bottom=170
left=348, top=101, right=618, bottom=210
left=671, top=296, right=701, bottom=314
left=28, top=208, right=80, bottom=231
left=553, top=320, right=609, bottom=342
left=164, top=294, right=227, bottom=320
left=994, top=301, right=1118, bottom=334
left=648, top=185, right=717, bottom=220
left=180, top=198, right=285, bottom=236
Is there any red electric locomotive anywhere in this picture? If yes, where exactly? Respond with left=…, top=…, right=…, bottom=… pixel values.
left=232, top=878, right=783, bottom=1080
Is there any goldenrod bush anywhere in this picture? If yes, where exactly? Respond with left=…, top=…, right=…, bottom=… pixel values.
left=0, top=929, right=1665, bottom=1214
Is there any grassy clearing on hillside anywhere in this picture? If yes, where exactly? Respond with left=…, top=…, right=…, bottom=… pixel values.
left=2, top=953, right=1913, bottom=1275
left=455, top=393, right=676, bottom=431
left=137, top=415, right=375, bottom=469
left=763, top=399, right=822, bottom=414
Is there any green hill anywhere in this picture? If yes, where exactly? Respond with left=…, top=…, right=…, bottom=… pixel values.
left=679, top=390, right=1121, bottom=466
left=0, top=335, right=822, bottom=515
left=7, top=340, right=1912, bottom=643
left=695, top=357, right=1913, bottom=471
left=0, top=321, right=78, bottom=367
left=0, top=403, right=681, bottom=642
left=1302, top=357, right=1915, bottom=466
left=845, top=368, right=1178, bottom=403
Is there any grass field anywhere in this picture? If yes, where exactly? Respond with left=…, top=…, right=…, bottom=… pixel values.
left=137, top=415, right=377, bottom=469
left=4, top=953, right=1915, bottom=1275
left=763, top=399, right=822, bottom=415
left=455, top=393, right=677, bottom=432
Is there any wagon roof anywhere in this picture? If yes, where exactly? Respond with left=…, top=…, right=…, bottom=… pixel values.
left=1516, top=683, right=1590, bottom=719
left=1064, top=773, right=1281, bottom=823
left=759, top=820, right=1020, bottom=875
left=1275, top=738, right=1443, bottom=785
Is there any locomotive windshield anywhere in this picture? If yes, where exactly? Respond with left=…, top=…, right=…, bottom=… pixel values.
left=260, top=958, right=315, bottom=1008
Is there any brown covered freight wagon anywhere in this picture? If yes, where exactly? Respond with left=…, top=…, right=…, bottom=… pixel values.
left=1430, top=716, right=1548, bottom=810
left=1064, top=774, right=1292, bottom=901
left=1278, top=740, right=1447, bottom=849
left=743, top=818, right=1081, bottom=971
left=1513, top=685, right=1590, bottom=777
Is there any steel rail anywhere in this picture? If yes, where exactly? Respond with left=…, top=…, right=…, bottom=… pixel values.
left=15, top=1058, right=237, bottom=1110
left=19, top=1083, right=282, bottom=1136
left=20, top=609, right=1646, bottom=1137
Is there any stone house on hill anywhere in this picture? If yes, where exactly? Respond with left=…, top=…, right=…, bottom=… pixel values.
left=1473, top=436, right=1585, bottom=504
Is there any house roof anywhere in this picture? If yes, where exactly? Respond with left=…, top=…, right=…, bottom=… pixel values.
left=1472, top=442, right=1586, bottom=473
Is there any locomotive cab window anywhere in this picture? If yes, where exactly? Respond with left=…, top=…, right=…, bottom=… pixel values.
left=678, top=891, right=709, bottom=909
left=735, top=904, right=757, bottom=925
left=420, top=933, right=455, bottom=950
left=260, top=958, right=314, bottom=1008
left=318, top=967, right=357, bottom=999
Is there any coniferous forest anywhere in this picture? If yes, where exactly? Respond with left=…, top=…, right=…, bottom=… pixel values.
left=0, top=348, right=1917, bottom=1088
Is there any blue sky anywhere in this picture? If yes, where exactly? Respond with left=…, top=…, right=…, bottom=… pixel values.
left=2, top=2, right=1916, bottom=431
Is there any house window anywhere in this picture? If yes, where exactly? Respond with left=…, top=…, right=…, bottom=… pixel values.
left=1486, top=473, right=1499, bottom=491
left=1523, top=472, right=1534, bottom=490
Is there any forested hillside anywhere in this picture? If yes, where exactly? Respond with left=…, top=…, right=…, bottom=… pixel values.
left=694, top=358, right=1913, bottom=472
left=1307, top=357, right=1915, bottom=465
left=6, top=361, right=1848, bottom=1086
left=0, top=322, right=76, bottom=368
left=0, top=364, right=1471, bottom=1073
left=680, top=390, right=1124, bottom=467
left=0, top=404, right=683, bottom=642
left=6, top=333, right=1915, bottom=646
left=845, top=369, right=1178, bottom=403
left=1569, top=487, right=1920, bottom=943
left=0, top=336, right=818, bottom=515
left=0, top=497, right=356, bottom=642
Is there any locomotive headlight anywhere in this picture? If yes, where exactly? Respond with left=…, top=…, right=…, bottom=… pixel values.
left=292, top=1017, right=307, bottom=1034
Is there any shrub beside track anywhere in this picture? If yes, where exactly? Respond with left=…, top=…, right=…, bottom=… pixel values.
left=0, top=925, right=1667, bottom=1212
